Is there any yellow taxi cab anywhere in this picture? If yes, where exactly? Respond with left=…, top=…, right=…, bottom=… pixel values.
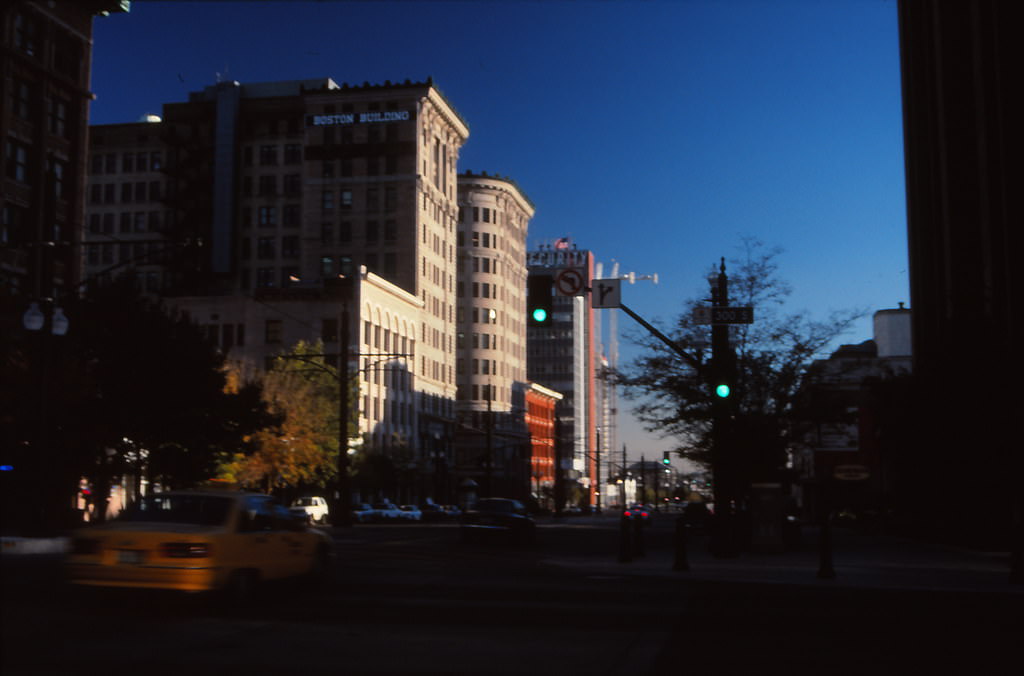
left=66, top=490, right=332, bottom=595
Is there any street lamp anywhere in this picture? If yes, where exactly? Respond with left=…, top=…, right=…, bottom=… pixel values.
left=23, top=302, right=69, bottom=335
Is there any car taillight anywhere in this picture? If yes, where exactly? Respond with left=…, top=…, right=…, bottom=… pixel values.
left=160, top=542, right=212, bottom=558
left=71, top=538, right=100, bottom=555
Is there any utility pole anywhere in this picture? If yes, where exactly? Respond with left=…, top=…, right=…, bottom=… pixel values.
left=336, top=302, right=353, bottom=527
left=553, top=415, right=564, bottom=517
left=622, top=444, right=628, bottom=506
left=485, top=389, right=493, bottom=497
left=640, top=454, right=646, bottom=505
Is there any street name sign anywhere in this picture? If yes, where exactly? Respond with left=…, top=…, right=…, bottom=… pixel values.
left=693, top=306, right=754, bottom=324
left=834, top=464, right=870, bottom=481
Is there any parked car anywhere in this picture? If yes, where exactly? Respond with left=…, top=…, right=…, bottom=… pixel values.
left=66, top=490, right=333, bottom=597
left=398, top=505, right=422, bottom=521
left=290, top=496, right=329, bottom=524
left=372, top=501, right=402, bottom=522
left=352, top=503, right=376, bottom=523
left=420, top=504, right=448, bottom=522
left=460, top=498, right=536, bottom=544
left=442, top=505, right=463, bottom=520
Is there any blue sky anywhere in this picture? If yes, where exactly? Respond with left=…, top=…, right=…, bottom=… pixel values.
left=90, top=0, right=908, bottom=462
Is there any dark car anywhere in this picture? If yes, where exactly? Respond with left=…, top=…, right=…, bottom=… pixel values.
left=623, top=504, right=652, bottom=524
left=420, top=504, right=448, bottom=522
left=460, top=498, right=536, bottom=544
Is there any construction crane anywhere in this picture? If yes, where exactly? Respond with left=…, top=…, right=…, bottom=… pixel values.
left=595, top=260, right=658, bottom=501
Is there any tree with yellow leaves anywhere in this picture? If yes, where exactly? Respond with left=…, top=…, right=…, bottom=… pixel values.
left=220, top=342, right=346, bottom=494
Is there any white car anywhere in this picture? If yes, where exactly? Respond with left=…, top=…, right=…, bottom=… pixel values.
left=398, top=505, right=422, bottom=521
left=291, top=496, right=330, bottom=524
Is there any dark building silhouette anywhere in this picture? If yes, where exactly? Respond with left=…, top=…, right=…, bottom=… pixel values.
left=897, top=1, right=1022, bottom=550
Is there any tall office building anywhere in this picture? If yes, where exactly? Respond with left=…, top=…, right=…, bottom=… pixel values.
left=454, top=171, right=535, bottom=498
left=1, top=0, right=128, bottom=330
left=84, top=77, right=469, bottom=502
left=898, top=1, right=1021, bottom=548
left=526, top=239, right=599, bottom=508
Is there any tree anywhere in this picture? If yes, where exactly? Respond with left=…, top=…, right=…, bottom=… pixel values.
left=221, top=341, right=351, bottom=496
left=620, top=239, right=864, bottom=486
left=0, top=278, right=271, bottom=532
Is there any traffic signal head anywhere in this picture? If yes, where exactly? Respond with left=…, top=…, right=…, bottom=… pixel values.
left=527, top=274, right=554, bottom=326
left=662, top=451, right=671, bottom=466
left=714, top=383, right=731, bottom=398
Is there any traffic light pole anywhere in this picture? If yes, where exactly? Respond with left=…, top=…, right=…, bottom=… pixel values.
left=615, top=258, right=742, bottom=557
left=708, top=259, right=740, bottom=557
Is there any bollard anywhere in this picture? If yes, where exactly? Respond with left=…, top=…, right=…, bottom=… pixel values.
left=633, top=512, right=645, bottom=558
left=673, top=515, right=690, bottom=571
left=618, top=514, right=632, bottom=563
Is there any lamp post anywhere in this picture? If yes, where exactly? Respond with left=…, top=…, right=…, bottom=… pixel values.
left=22, top=296, right=70, bottom=533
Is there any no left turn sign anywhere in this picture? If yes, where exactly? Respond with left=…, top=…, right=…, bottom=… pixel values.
left=555, top=268, right=585, bottom=296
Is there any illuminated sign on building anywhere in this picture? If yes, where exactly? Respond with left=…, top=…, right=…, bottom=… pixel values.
left=526, top=249, right=590, bottom=268
left=308, top=111, right=411, bottom=126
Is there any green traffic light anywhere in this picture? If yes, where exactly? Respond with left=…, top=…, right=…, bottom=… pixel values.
left=532, top=307, right=548, bottom=323
left=715, top=384, right=731, bottom=398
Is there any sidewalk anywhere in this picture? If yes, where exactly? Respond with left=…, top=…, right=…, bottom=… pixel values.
left=542, top=520, right=1022, bottom=594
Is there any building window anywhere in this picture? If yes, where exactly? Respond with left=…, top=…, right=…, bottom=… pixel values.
left=258, top=175, right=276, bottom=196
left=47, top=96, right=70, bottom=136
left=14, top=13, right=39, bottom=58
left=11, top=79, right=33, bottom=119
left=283, top=174, right=301, bottom=196
left=256, top=268, right=275, bottom=288
left=256, top=237, right=275, bottom=259
left=259, top=145, right=277, bottom=166
left=5, top=140, right=29, bottom=183
left=283, top=204, right=300, bottom=227
left=257, top=206, right=277, bottom=226
left=281, top=235, right=299, bottom=258
left=340, top=190, right=353, bottom=208
left=284, top=144, right=302, bottom=164
left=265, top=320, right=283, bottom=344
